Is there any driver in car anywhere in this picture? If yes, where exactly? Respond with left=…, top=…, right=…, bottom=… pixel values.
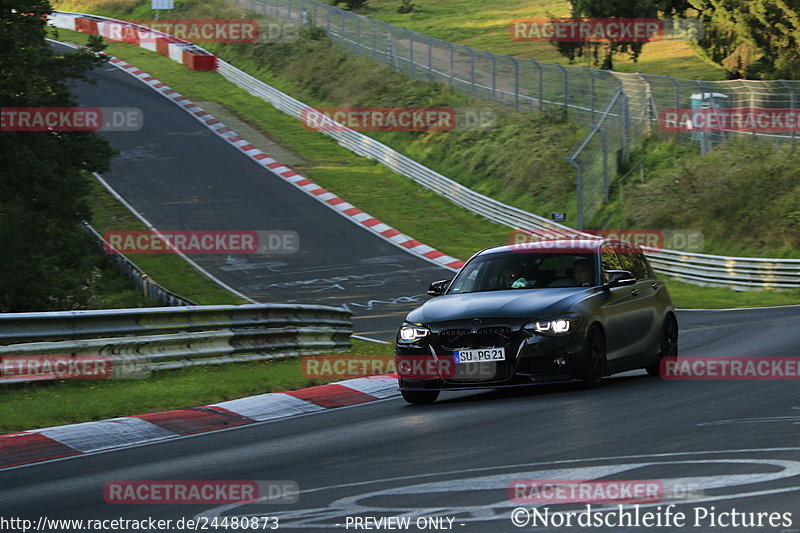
left=550, top=259, right=592, bottom=287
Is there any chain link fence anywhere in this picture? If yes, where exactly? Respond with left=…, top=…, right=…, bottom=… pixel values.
left=230, top=0, right=799, bottom=226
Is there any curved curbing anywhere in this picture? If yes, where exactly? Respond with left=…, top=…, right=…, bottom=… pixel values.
left=0, top=374, right=399, bottom=469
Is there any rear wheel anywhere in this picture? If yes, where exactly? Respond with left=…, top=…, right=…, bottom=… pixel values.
left=646, top=314, right=678, bottom=376
left=401, top=389, right=440, bottom=405
left=581, top=325, right=607, bottom=388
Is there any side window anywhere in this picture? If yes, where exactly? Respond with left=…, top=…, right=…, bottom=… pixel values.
left=633, top=246, right=654, bottom=280
left=618, top=244, right=648, bottom=279
left=600, top=246, right=623, bottom=282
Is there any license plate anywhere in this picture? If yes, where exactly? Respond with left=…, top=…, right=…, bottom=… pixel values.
left=454, top=347, right=505, bottom=363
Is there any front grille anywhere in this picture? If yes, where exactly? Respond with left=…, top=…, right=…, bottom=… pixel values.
left=477, top=326, right=512, bottom=347
left=439, top=329, right=473, bottom=349
left=438, top=326, right=514, bottom=349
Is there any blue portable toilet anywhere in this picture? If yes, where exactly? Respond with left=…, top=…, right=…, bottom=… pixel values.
left=689, top=92, right=729, bottom=144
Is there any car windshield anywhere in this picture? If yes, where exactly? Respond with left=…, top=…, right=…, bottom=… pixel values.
left=447, top=251, right=598, bottom=294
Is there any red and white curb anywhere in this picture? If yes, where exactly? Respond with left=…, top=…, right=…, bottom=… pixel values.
left=106, top=56, right=465, bottom=272
left=0, top=374, right=399, bottom=469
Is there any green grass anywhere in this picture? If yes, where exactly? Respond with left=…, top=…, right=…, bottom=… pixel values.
left=363, top=0, right=726, bottom=79
left=0, top=339, right=393, bottom=433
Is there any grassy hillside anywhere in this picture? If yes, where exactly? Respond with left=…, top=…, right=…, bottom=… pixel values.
left=363, top=0, right=726, bottom=79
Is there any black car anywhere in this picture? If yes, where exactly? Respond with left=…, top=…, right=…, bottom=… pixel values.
left=394, top=239, right=678, bottom=404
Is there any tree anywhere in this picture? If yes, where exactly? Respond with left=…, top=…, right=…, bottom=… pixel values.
left=552, top=0, right=677, bottom=70
left=0, top=0, right=115, bottom=311
left=690, top=0, right=800, bottom=79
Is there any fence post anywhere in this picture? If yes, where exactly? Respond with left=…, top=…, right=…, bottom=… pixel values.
left=598, top=128, right=610, bottom=202
left=566, top=157, right=583, bottom=230
left=470, top=46, right=476, bottom=98
left=449, top=42, right=455, bottom=86
left=533, top=59, right=543, bottom=107
left=326, top=4, right=330, bottom=33
left=511, top=56, right=519, bottom=110
left=666, top=75, right=680, bottom=141
left=621, top=92, right=631, bottom=161
left=428, top=36, right=433, bottom=81
left=555, top=62, right=569, bottom=118
left=407, top=28, right=414, bottom=78
left=355, top=14, right=361, bottom=55
left=371, top=18, right=377, bottom=61
left=584, top=67, right=596, bottom=124
left=780, top=80, right=797, bottom=150
left=490, top=51, right=496, bottom=100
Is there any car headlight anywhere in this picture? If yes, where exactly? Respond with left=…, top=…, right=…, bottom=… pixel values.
left=398, top=324, right=430, bottom=344
left=524, top=317, right=579, bottom=336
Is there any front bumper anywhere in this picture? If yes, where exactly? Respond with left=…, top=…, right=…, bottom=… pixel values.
left=395, top=321, right=586, bottom=391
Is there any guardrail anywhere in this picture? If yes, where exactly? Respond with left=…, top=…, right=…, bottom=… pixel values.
left=0, top=304, right=352, bottom=383
left=49, top=12, right=800, bottom=290
left=83, top=223, right=195, bottom=306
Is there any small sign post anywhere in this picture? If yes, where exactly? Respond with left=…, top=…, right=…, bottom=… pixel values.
left=151, top=0, right=174, bottom=20
left=551, top=212, right=567, bottom=222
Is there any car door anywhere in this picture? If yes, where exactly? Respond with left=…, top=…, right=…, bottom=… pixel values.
left=598, top=245, right=643, bottom=363
left=617, top=243, right=659, bottom=359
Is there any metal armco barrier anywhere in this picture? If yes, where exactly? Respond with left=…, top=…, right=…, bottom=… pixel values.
left=83, top=223, right=195, bottom=307
left=0, top=305, right=352, bottom=383
left=50, top=12, right=800, bottom=290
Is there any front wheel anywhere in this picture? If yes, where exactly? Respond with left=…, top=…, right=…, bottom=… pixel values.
left=401, top=389, right=440, bottom=405
left=581, top=325, right=607, bottom=388
left=646, top=314, right=678, bottom=376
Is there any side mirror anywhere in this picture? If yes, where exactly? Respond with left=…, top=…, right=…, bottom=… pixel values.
left=604, top=270, right=636, bottom=288
left=427, top=279, right=452, bottom=297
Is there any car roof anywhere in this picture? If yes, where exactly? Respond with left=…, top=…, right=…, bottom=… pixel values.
left=476, top=238, right=639, bottom=256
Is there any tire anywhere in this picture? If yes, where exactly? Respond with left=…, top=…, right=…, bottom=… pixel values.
left=581, top=325, right=607, bottom=388
left=401, top=389, right=440, bottom=405
left=646, top=313, right=678, bottom=376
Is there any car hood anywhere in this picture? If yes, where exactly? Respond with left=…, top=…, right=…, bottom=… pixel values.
left=406, top=288, right=595, bottom=324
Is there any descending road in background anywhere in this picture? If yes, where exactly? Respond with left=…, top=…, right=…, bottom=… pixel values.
left=60, top=43, right=455, bottom=341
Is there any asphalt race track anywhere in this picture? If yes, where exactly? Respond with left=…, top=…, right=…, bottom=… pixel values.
left=1, top=307, right=799, bottom=532
left=57, top=42, right=453, bottom=341
left=5, top=44, right=796, bottom=533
